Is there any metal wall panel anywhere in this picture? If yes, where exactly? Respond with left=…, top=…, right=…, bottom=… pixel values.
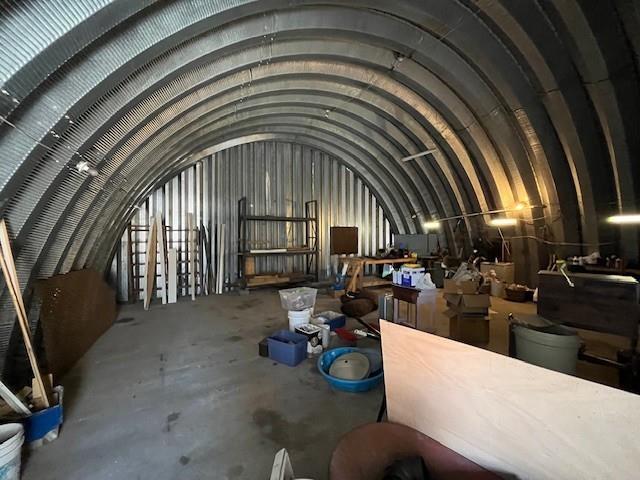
left=112, top=141, right=390, bottom=300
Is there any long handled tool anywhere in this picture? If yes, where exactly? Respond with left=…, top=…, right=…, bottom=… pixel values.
left=0, top=219, right=50, bottom=409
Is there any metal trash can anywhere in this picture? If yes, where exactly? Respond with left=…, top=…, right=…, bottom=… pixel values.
left=511, top=316, right=581, bottom=375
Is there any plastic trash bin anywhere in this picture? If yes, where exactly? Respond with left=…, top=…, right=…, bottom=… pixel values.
left=513, top=324, right=581, bottom=375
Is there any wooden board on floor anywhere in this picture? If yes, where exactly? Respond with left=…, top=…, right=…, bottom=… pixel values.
left=216, top=224, right=225, bottom=294
left=143, top=218, right=157, bottom=310
left=380, top=320, right=640, bottom=479
left=0, top=219, right=50, bottom=408
left=167, top=248, right=177, bottom=304
left=155, top=215, right=167, bottom=304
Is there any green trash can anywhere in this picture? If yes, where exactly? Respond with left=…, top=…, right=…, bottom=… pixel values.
left=513, top=324, right=581, bottom=375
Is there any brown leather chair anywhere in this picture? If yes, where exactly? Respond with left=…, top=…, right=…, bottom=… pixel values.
left=330, top=423, right=501, bottom=480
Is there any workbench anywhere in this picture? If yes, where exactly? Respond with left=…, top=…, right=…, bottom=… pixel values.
left=345, top=257, right=411, bottom=292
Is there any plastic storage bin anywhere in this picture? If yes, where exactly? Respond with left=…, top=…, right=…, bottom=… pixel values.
left=313, top=311, right=346, bottom=331
left=279, top=287, right=317, bottom=311
left=22, top=386, right=64, bottom=446
left=268, top=330, right=308, bottom=366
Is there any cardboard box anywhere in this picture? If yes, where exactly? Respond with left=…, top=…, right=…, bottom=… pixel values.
left=444, top=293, right=490, bottom=314
left=443, top=278, right=479, bottom=294
left=480, top=262, right=515, bottom=285
left=446, top=311, right=490, bottom=345
left=399, top=266, right=425, bottom=287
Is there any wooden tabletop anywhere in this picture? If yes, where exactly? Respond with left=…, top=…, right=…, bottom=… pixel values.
left=361, top=257, right=414, bottom=265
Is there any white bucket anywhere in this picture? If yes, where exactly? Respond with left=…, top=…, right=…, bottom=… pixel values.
left=288, top=308, right=312, bottom=332
left=0, top=424, right=24, bottom=480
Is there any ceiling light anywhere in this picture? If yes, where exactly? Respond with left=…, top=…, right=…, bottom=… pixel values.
left=400, top=149, right=437, bottom=162
left=514, top=202, right=526, bottom=211
left=489, top=218, right=518, bottom=227
left=607, top=214, right=640, bottom=225
left=423, top=221, right=440, bottom=230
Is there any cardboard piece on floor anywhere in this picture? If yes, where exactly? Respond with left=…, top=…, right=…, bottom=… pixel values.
left=155, top=215, right=167, bottom=304
left=143, top=218, right=158, bottom=310
left=0, top=219, right=51, bottom=408
left=167, top=248, right=177, bottom=304
left=380, top=320, right=640, bottom=479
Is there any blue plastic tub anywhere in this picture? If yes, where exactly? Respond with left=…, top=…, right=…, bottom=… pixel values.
left=313, top=311, right=346, bottom=331
left=22, top=386, right=64, bottom=444
left=268, top=330, right=308, bottom=366
left=317, top=347, right=383, bottom=392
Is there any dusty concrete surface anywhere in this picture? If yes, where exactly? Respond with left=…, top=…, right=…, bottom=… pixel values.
left=22, top=288, right=625, bottom=479
left=22, top=291, right=382, bottom=480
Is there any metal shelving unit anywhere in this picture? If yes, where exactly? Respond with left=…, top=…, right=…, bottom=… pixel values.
left=237, top=197, right=319, bottom=288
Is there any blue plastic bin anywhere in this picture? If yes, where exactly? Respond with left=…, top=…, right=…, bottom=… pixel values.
left=317, top=347, right=384, bottom=392
left=268, top=330, right=307, bottom=366
left=314, top=311, right=346, bottom=331
left=22, top=386, right=64, bottom=444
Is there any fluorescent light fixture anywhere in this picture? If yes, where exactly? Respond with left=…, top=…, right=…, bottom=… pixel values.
left=489, top=218, right=518, bottom=227
left=423, top=221, right=441, bottom=230
left=401, top=149, right=437, bottom=162
left=607, top=214, right=640, bottom=224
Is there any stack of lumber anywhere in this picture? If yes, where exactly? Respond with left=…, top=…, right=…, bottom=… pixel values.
left=0, top=219, right=52, bottom=410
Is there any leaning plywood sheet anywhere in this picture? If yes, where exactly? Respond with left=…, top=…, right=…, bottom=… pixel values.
left=155, top=215, right=167, bottom=304
left=167, top=248, right=177, bottom=304
left=143, top=218, right=158, bottom=310
left=380, top=320, right=640, bottom=480
left=35, top=269, right=116, bottom=378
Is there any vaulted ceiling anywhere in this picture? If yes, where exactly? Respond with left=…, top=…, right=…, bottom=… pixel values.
left=1, top=0, right=639, bottom=296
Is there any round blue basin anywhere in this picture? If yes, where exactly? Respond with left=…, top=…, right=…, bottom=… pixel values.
left=317, top=347, right=383, bottom=393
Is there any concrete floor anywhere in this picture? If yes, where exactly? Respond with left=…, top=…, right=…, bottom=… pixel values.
left=22, top=290, right=383, bottom=480
left=21, top=288, right=626, bottom=479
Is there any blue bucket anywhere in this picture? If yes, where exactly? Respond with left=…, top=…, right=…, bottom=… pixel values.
left=317, top=347, right=383, bottom=392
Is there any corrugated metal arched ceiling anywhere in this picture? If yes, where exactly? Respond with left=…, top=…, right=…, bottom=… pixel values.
left=1, top=0, right=639, bottom=298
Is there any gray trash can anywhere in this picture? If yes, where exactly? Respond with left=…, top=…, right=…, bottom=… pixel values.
left=513, top=323, right=581, bottom=375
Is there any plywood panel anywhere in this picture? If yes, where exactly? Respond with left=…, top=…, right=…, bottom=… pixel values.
left=380, top=320, right=640, bottom=480
left=167, top=248, right=177, bottom=304
left=143, top=218, right=157, bottom=310
left=35, top=270, right=116, bottom=378
left=155, top=215, right=167, bottom=304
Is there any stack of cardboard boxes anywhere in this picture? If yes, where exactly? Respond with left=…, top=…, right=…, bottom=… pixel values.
left=443, top=278, right=491, bottom=345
